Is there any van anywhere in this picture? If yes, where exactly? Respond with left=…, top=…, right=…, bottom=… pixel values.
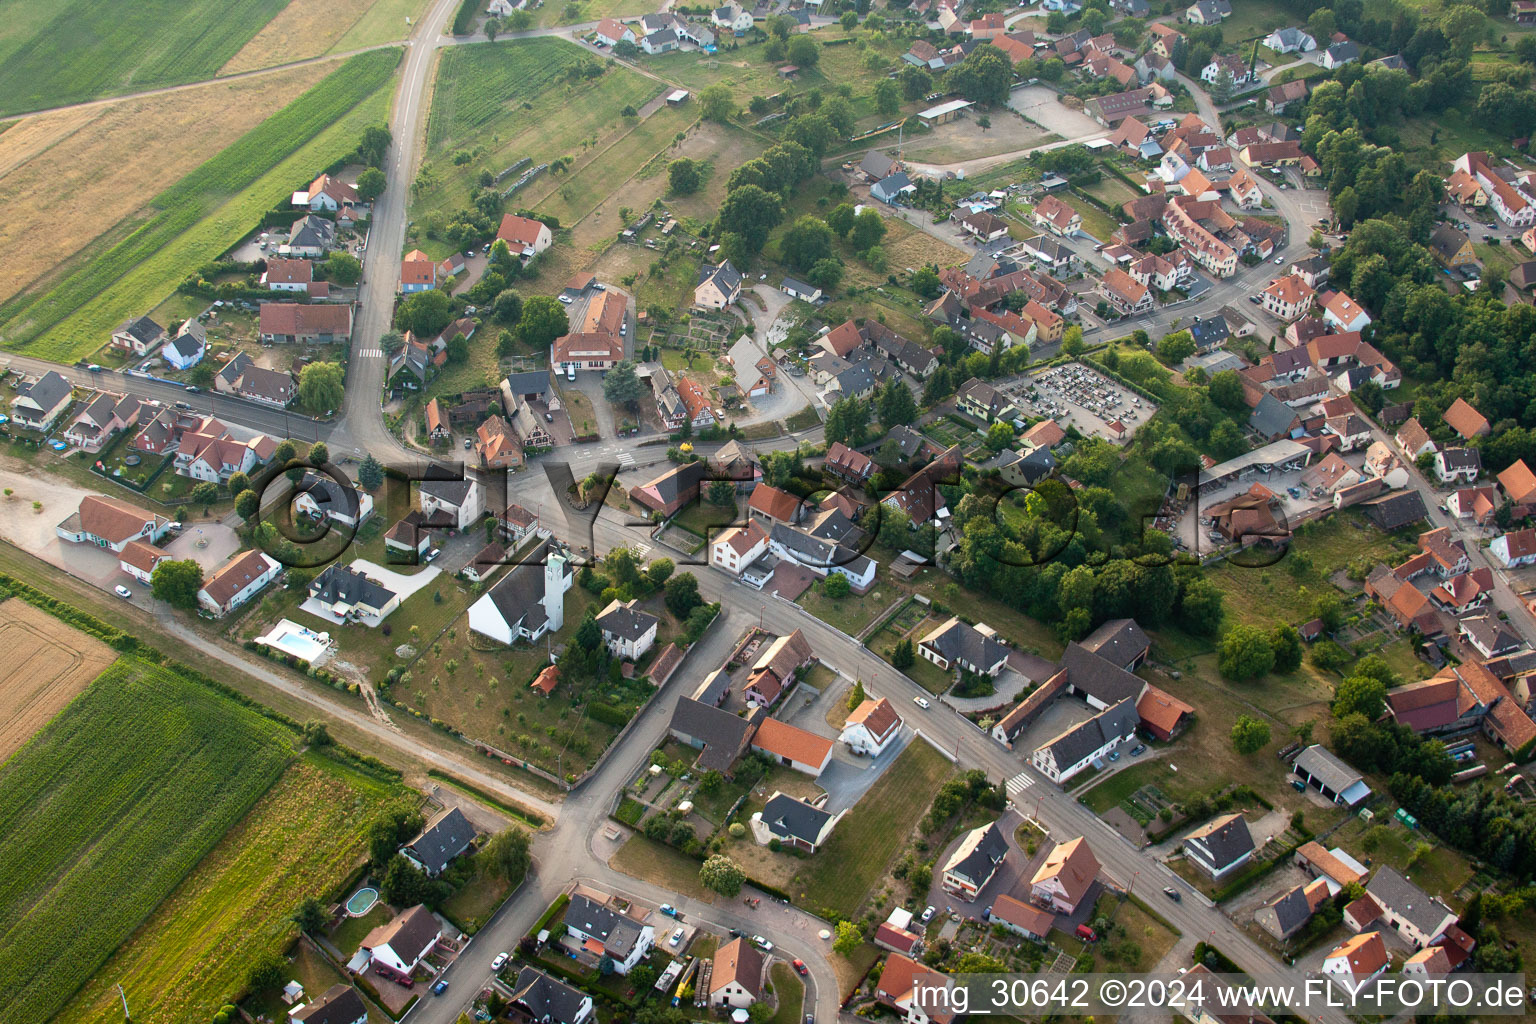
left=567, top=365, right=576, bottom=382
left=1076, top=924, right=1096, bottom=941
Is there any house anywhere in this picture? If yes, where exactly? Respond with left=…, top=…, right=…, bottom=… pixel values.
left=1263, top=276, right=1314, bottom=321
left=710, top=520, right=771, bottom=577
left=1442, top=396, right=1490, bottom=439
left=1431, top=567, right=1494, bottom=614
left=1032, top=195, right=1081, bottom=236
left=782, top=277, right=822, bottom=302
left=669, top=698, right=760, bottom=772
left=1434, top=446, right=1482, bottom=485
left=1323, top=932, right=1389, bottom=991
left=305, top=173, right=360, bottom=212
left=1492, top=528, right=1536, bottom=568
left=1200, top=54, right=1257, bottom=87
left=743, top=629, right=816, bottom=708
left=1454, top=151, right=1536, bottom=227
left=1182, top=812, right=1255, bottom=880
left=595, top=598, right=659, bottom=660
left=1396, top=418, right=1436, bottom=461
left=110, top=315, right=167, bottom=356
left=709, top=938, right=764, bottom=1008
left=1137, top=686, right=1195, bottom=741
left=1184, top=0, right=1231, bottom=24
left=400, top=806, right=477, bottom=877
left=291, top=985, right=368, bottom=1024
left=989, top=894, right=1055, bottom=941
left=552, top=330, right=624, bottom=374
left=56, top=494, right=170, bottom=552
left=1500, top=458, right=1536, bottom=506
left=1099, top=268, right=1153, bottom=315
left=1429, top=225, right=1477, bottom=269
left=258, top=303, right=353, bottom=344
left=384, top=512, right=436, bottom=563
left=308, top=564, right=400, bottom=622
left=1514, top=0, right=1536, bottom=23
left=1256, top=880, right=1331, bottom=941
left=420, top=478, right=482, bottom=530
left=694, top=259, right=743, bottom=309
left=117, top=540, right=167, bottom=585
left=871, top=172, right=917, bottom=205
left=1030, top=836, right=1099, bottom=913
left=1082, top=618, right=1150, bottom=670
left=1324, top=413, right=1373, bottom=452
left=958, top=209, right=1010, bottom=242
left=287, top=215, right=336, bottom=257
left=1404, top=946, right=1454, bottom=975
left=1249, top=394, right=1302, bottom=441
left=1031, top=698, right=1140, bottom=784
left=594, top=17, right=636, bottom=45
left=263, top=258, right=313, bottom=292
left=496, top=214, right=554, bottom=259
left=825, top=441, right=874, bottom=483
left=176, top=428, right=277, bottom=483
left=859, top=150, right=901, bottom=182
left=400, top=250, right=440, bottom=293
left=1135, top=51, right=1177, bottom=84
left=467, top=541, right=573, bottom=645
left=1462, top=613, right=1524, bottom=658
left=1148, top=23, right=1184, bottom=58
left=293, top=471, right=373, bottom=526
left=882, top=444, right=963, bottom=526
left=629, top=460, right=708, bottom=518
left=197, top=550, right=280, bottom=617
left=1363, top=867, right=1458, bottom=948
left=756, top=792, right=843, bottom=852
left=1021, top=418, right=1067, bottom=451
left=475, top=414, right=524, bottom=470
left=1264, top=27, right=1317, bottom=53
left=751, top=716, right=834, bottom=776
left=1444, top=484, right=1499, bottom=524
left=12, top=370, right=73, bottom=431
left=710, top=2, right=753, bottom=33
left=160, top=319, right=207, bottom=370
left=1321, top=291, right=1372, bottom=333
left=941, top=821, right=1008, bottom=900
left=749, top=483, right=805, bottom=527
left=1323, top=40, right=1360, bottom=69
left=956, top=378, right=1018, bottom=425
left=497, top=503, right=541, bottom=545
left=840, top=697, right=903, bottom=756
left=360, top=905, right=442, bottom=979
left=63, top=392, right=140, bottom=452
left=919, top=617, right=1009, bottom=676
left=875, top=954, right=954, bottom=1024
left=565, top=892, right=655, bottom=974
left=1292, top=744, right=1372, bottom=806
left=509, top=967, right=594, bottom=1024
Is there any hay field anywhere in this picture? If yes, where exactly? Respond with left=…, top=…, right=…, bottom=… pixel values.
left=0, top=64, right=329, bottom=305
left=0, top=600, right=116, bottom=760
left=221, top=0, right=383, bottom=74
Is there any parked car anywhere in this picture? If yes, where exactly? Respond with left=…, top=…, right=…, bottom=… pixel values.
left=114, top=585, right=132, bottom=599
left=921, top=905, right=936, bottom=923
left=1274, top=256, right=1285, bottom=264
left=792, top=959, right=808, bottom=976
left=1108, top=750, right=1120, bottom=761
left=463, top=437, right=473, bottom=449
left=1076, top=924, right=1097, bottom=941
left=752, top=936, right=773, bottom=952
left=913, top=696, right=931, bottom=709
left=660, top=903, right=678, bottom=917
left=728, top=928, right=744, bottom=938
left=669, top=927, right=685, bottom=947
left=491, top=952, right=509, bottom=971
left=1130, top=744, right=1146, bottom=756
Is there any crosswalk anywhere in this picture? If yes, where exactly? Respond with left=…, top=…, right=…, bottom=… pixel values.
left=1006, top=769, right=1035, bottom=798
left=634, top=541, right=651, bottom=557
left=358, top=347, right=384, bottom=358
left=615, top=450, right=635, bottom=466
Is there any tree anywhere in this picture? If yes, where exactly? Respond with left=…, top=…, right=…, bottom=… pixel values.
left=151, top=559, right=204, bottom=610
left=822, top=572, right=851, bottom=598
left=849, top=208, right=887, bottom=251
left=308, top=441, right=330, bottom=467
left=1208, top=369, right=1245, bottom=411
left=833, top=920, right=862, bottom=954
left=517, top=295, right=569, bottom=349
left=877, top=379, right=917, bottom=432
left=946, top=47, right=1012, bottom=106
left=847, top=679, right=867, bottom=711
left=874, top=78, right=901, bottom=115
left=1230, top=715, right=1271, bottom=755
left=272, top=439, right=297, bottom=468
left=892, top=638, right=916, bottom=670
left=665, top=572, right=703, bottom=617
left=358, top=453, right=384, bottom=491
left=787, top=33, right=820, bottom=67
left=1156, top=330, right=1196, bottom=364
left=493, top=288, right=525, bottom=325
left=700, top=84, right=735, bottom=122
left=298, top=361, right=345, bottom=414
left=827, top=203, right=857, bottom=238
left=1062, top=325, right=1085, bottom=356
left=603, top=361, right=645, bottom=408
left=1334, top=674, right=1388, bottom=720
left=911, top=266, right=941, bottom=299
left=614, top=38, right=639, bottom=58
left=394, top=289, right=453, bottom=336
left=901, top=65, right=932, bottom=101
left=808, top=257, right=843, bottom=291
left=324, top=251, right=362, bottom=286
left=382, top=854, right=434, bottom=906
left=708, top=479, right=735, bottom=506
left=718, top=185, right=783, bottom=252
left=985, top=421, right=1015, bottom=451
left=1306, top=7, right=1336, bottom=43
left=226, top=471, right=250, bottom=497
left=824, top=396, right=870, bottom=446
left=191, top=481, right=219, bottom=509
left=235, top=489, right=260, bottom=520
left=1218, top=624, right=1276, bottom=680
left=669, top=158, right=703, bottom=195
left=699, top=854, right=745, bottom=897
left=780, top=216, right=836, bottom=271
left=354, top=125, right=392, bottom=168
left=356, top=167, right=387, bottom=202
left=1209, top=67, right=1236, bottom=105
left=1270, top=623, right=1302, bottom=673
left=482, top=827, right=532, bottom=883
left=647, top=558, right=675, bottom=587
left=292, top=897, right=327, bottom=933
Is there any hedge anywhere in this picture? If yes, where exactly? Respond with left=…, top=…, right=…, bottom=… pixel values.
left=451, top=0, right=480, bottom=34
left=528, top=893, right=571, bottom=939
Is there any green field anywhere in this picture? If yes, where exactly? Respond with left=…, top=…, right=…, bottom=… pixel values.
left=0, top=47, right=401, bottom=362
left=417, top=39, right=662, bottom=223
left=0, top=657, right=294, bottom=1023
left=57, top=756, right=413, bottom=1024
left=798, top=739, right=953, bottom=918
left=0, top=0, right=289, bottom=116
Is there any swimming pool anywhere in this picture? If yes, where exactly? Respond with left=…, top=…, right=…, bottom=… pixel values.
left=346, top=887, right=379, bottom=916
left=258, top=619, right=332, bottom=666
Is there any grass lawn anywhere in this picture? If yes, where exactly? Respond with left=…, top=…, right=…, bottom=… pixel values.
left=57, top=754, right=414, bottom=1024
left=796, top=739, right=953, bottom=919
left=440, top=866, right=516, bottom=934
left=611, top=835, right=717, bottom=901
left=768, top=963, right=804, bottom=1024
left=242, top=937, right=349, bottom=1022
left=796, top=579, right=890, bottom=638
left=1330, top=816, right=1473, bottom=902
left=1094, top=891, right=1180, bottom=971
left=329, top=903, right=393, bottom=959
left=1061, top=194, right=1119, bottom=245
left=1218, top=0, right=1291, bottom=44
left=673, top=496, right=742, bottom=538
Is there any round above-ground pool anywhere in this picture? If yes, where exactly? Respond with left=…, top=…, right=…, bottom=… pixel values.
left=346, top=887, right=379, bottom=916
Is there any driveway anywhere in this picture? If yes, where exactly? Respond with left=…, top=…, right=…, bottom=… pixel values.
left=163, top=522, right=241, bottom=572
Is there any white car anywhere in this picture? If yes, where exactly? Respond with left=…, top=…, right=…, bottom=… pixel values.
left=491, top=952, right=509, bottom=971
left=1274, top=256, right=1285, bottom=264
left=752, top=935, right=773, bottom=952
left=912, top=696, right=931, bottom=709
left=114, top=585, right=132, bottom=599
left=669, top=927, right=685, bottom=947
left=559, top=293, right=574, bottom=304
left=921, top=905, right=936, bottom=923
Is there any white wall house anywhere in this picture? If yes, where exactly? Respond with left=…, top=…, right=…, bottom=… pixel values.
left=838, top=697, right=903, bottom=756
left=467, top=544, right=574, bottom=645
left=420, top=479, right=483, bottom=530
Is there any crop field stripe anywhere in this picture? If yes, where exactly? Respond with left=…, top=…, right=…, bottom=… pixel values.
left=427, top=40, right=595, bottom=150
left=0, top=0, right=291, bottom=118
left=0, top=657, right=294, bottom=1024
left=0, top=47, right=401, bottom=352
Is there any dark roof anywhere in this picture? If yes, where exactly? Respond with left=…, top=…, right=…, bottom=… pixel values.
left=1362, top=490, right=1428, bottom=530
left=1261, top=884, right=1315, bottom=937
left=298, top=470, right=362, bottom=519
left=669, top=697, right=757, bottom=771
left=421, top=477, right=477, bottom=506
left=290, top=214, right=336, bottom=248
left=167, top=331, right=204, bottom=358
left=1061, top=642, right=1145, bottom=704
left=402, top=806, right=477, bottom=875
left=1189, top=316, right=1230, bottom=350
left=922, top=617, right=1009, bottom=669
left=860, top=150, right=899, bottom=178
left=116, top=315, right=165, bottom=345
left=218, top=350, right=253, bottom=384
left=1438, top=446, right=1482, bottom=472
left=637, top=460, right=709, bottom=506
left=597, top=600, right=659, bottom=642
left=293, top=985, right=369, bottom=1024
left=1081, top=618, right=1149, bottom=670
left=1250, top=393, right=1300, bottom=439
left=482, top=542, right=559, bottom=634
left=1041, top=698, right=1140, bottom=766
left=1184, top=812, right=1256, bottom=869
left=566, top=894, right=646, bottom=957
left=1326, top=40, right=1359, bottom=61
left=20, top=370, right=71, bottom=412
left=762, top=792, right=834, bottom=844
left=505, top=369, right=554, bottom=398
left=943, top=820, right=1009, bottom=884
left=511, top=966, right=591, bottom=1024
left=1292, top=744, right=1362, bottom=793
left=697, top=260, right=742, bottom=295
left=309, top=563, right=396, bottom=610
left=1366, top=866, right=1454, bottom=938
left=998, top=446, right=1056, bottom=484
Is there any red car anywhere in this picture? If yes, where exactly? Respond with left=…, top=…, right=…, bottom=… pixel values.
left=792, top=959, right=808, bottom=976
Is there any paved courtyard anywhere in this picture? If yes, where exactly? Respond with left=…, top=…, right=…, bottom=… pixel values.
left=299, top=558, right=442, bottom=627
left=163, top=522, right=240, bottom=572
